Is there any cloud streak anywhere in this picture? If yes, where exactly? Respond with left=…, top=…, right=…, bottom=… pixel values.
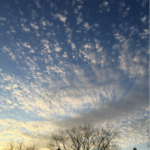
left=54, top=82, right=148, bottom=127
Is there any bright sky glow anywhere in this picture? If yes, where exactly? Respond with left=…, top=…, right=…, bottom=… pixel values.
left=0, top=0, right=149, bottom=149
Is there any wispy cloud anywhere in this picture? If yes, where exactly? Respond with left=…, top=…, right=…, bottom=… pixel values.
left=30, top=23, right=39, bottom=29
left=52, top=13, right=67, bottom=23
left=55, top=82, right=148, bottom=126
left=21, top=24, right=30, bottom=32
left=77, top=12, right=83, bottom=24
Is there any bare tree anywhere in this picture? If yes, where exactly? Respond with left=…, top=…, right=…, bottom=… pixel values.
left=17, top=142, right=25, bottom=150
left=146, top=129, right=150, bottom=148
left=3, top=141, right=36, bottom=150
left=3, top=141, right=16, bottom=150
left=47, top=124, right=120, bottom=150
left=25, top=145, right=36, bottom=150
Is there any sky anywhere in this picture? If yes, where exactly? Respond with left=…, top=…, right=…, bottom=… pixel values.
left=0, top=0, right=149, bottom=149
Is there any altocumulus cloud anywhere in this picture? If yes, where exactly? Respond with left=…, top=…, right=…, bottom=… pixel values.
left=0, top=0, right=148, bottom=149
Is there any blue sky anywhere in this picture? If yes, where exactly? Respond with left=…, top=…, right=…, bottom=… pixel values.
left=0, top=0, right=149, bottom=149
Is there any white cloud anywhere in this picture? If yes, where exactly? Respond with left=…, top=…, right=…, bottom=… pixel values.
left=19, top=9, right=24, bottom=15
left=77, top=5, right=82, bottom=10
left=119, top=51, right=147, bottom=78
left=9, top=52, right=16, bottom=61
left=119, top=2, right=125, bottom=7
left=2, top=46, right=17, bottom=61
left=99, top=1, right=110, bottom=13
left=2, top=46, right=10, bottom=52
left=22, top=43, right=31, bottom=48
left=21, top=24, right=30, bottom=32
left=94, top=23, right=99, bottom=27
left=140, top=15, right=147, bottom=23
left=77, top=12, right=83, bottom=24
left=95, top=43, right=103, bottom=52
left=129, top=26, right=139, bottom=37
left=83, top=23, right=91, bottom=31
left=65, top=27, right=72, bottom=44
left=113, top=32, right=148, bottom=78
left=62, top=52, right=68, bottom=58
left=103, top=1, right=109, bottom=7
left=7, top=100, right=12, bottom=104
left=10, top=26, right=16, bottom=33
left=34, top=0, right=41, bottom=8
left=72, top=0, right=76, bottom=6
left=139, top=28, right=149, bottom=39
left=29, top=50, right=35, bottom=53
left=30, top=23, right=39, bottom=29
left=20, top=17, right=27, bottom=22
left=55, top=13, right=67, bottom=23
left=0, top=17, right=6, bottom=21
left=54, top=84, right=148, bottom=128
left=40, top=41, right=52, bottom=54
left=122, top=6, right=130, bottom=17
left=41, top=39, right=49, bottom=44
left=55, top=46, right=61, bottom=52
left=42, top=21, right=46, bottom=26
left=31, top=9, right=38, bottom=19
left=83, top=43, right=91, bottom=49
left=74, top=9, right=79, bottom=14
left=40, top=16, right=53, bottom=27
left=71, top=43, right=76, bottom=50
left=0, top=118, right=59, bottom=147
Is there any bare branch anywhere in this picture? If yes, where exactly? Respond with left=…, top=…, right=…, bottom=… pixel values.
left=47, top=124, right=120, bottom=150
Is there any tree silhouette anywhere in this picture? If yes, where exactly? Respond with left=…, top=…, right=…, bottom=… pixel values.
left=3, top=141, right=36, bottom=150
left=133, top=147, right=137, bottom=150
left=47, top=124, right=120, bottom=150
left=147, top=129, right=150, bottom=147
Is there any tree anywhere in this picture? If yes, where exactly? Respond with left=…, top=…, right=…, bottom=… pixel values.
left=146, top=129, right=150, bottom=148
left=3, top=141, right=36, bottom=150
left=25, top=145, right=36, bottom=150
left=47, top=124, right=120, bottom=150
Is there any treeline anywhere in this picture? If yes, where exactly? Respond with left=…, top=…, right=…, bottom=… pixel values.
left=2, top=124, right=138, bottom=150
left=2, top=141, right=36, bottom=150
